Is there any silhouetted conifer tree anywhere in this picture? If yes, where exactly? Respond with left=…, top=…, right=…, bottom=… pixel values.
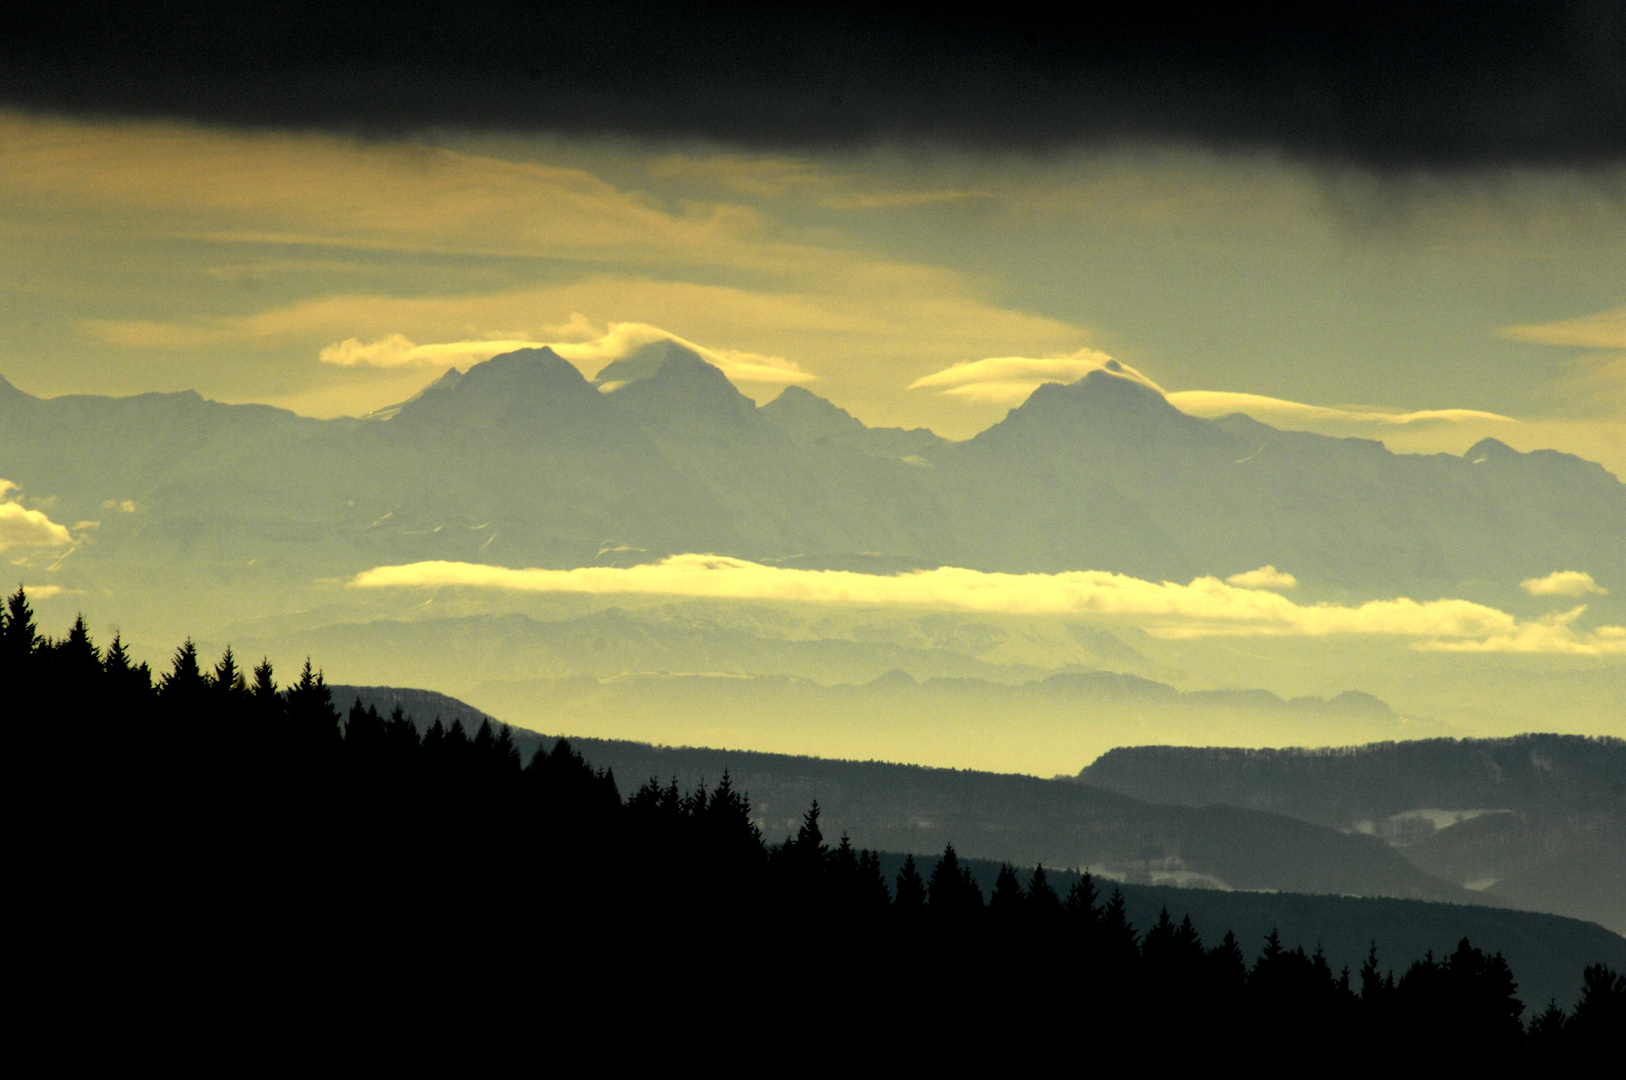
left=159, top=640, right=208, bottom=700
left=1026, top=865, right=1061, bottom=917
left=1064, top=873, right=1099, bottom=922
left=211, top=647, right=246, bottom=696
left=1568, top=962, right=1624, bottom=1040
left=894, top=855, right=926, bottom=910
left=1098, top=887, right=1138, bottom=967
left=1208, top=930, right=1247, bottom=991
left=990, top=864, right=1024, bottom=917
left=1, top=586, right=37, bottom=672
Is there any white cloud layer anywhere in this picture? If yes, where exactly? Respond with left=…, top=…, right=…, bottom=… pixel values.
left=350, top=554, right=1626, bottom=655
left=909, top=350, right=1156, bottom=404
left=1520, top=570, right=1608, bottom=597
left=0, top=481, right=74, bottom=551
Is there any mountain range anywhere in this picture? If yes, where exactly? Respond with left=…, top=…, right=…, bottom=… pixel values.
left=4, top=341, right=1622, bottom=613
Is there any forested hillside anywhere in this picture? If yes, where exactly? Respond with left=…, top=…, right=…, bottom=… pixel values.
left=7, top=588, right=1622, bottom=1057
left=1081, top=739, right=1626, bottom=932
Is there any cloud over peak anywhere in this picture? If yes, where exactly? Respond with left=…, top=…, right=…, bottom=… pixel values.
left=318, top=318, right=816, bottom=389
left=910, top=351, right=1158, bottom=405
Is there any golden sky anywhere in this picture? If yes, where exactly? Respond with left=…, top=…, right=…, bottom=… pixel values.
left=2, top=109, right=1623, bottom=473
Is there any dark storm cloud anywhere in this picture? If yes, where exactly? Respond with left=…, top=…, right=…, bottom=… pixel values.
left=3, top=1, right=1623, bottom=167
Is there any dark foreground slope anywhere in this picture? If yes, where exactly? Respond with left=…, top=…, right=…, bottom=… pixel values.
left=337, top=680, right=1624, bottom=1011
left=11, top=605, right=1623, bottom=1061
left=330, top=686, right=1462, bottom=902
left=1081, top=739, right=1626, bottom=933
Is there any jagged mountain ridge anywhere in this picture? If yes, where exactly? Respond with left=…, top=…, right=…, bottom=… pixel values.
left=2, top=343, right=1622, bottom=603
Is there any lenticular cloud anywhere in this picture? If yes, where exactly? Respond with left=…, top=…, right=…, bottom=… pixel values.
left=350, top=554, right=1626, bottom=655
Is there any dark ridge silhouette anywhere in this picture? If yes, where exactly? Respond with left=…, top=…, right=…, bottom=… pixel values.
left=7, top=588, right=1622, bottom=1060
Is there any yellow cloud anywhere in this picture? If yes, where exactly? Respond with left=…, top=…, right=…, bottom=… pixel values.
left=1419, top=607, right=1621, bottom=655
left=1500, top=306, right=1626, bottom=349
left=0, top=485, right=74, bottom=551
left=1520, top=571, right=1608, bottom=597
left=1225, top=566, right=1299, bottom=590
left=318, top=334, right=544, bottom=368
left=910, top=351, right=1151, bottom=404
left=0, top=111, right=782, bottom=270
left=348, top=554, right=1626, bottom=654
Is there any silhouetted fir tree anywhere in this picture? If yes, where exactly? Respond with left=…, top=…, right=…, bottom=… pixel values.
left=345, top=699, right=387, bottom=751
left=927, top=845, right=981, bottom=914
left=158, top=640, right=212, bottom=758
left=1064, top=872, right=1099, bottom=924
left=1175, top=916, right=1203, bottom=963
left=1567, top=963, right=1625, bottom=1053
left=283, top=659, right=339, bottom=747
left=60, top=615, right=101, bottom=681
left=857, top=849, right=889, bottom=910
left=251, top=659, right=277, bottom=701
left=159, top=640, right=208, bottom=701
left=829, top=834, right=860, bottom=898
left=1208, top=930, right=1247, bottom=992
left=990, top=865, right=1024, bottom=917
left=1526, top=999, right=1568, bottom=1053
left=1571, top=962, right=1625, bottom=1026
left=211, top=646, right=246, bottom=696
left=1261, top=927, right=1285, bottom=965
left=1025, top=864, right=1061, bottom=917
left=102, top=633, right=152, bottom=698
left=1, top=586, right=38, bottom=677
left=894, top=855, right=926, bottom=911
left=704, top=773, right=762, bottom=862
left=1360, top=941, right=1388, bottom=1007
left=1098, top=887, right=1138, bottom=968
left=1142, top=906, right=1178, bottom=966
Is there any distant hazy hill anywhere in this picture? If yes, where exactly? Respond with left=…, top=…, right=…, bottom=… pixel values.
left=4, top=343, right=1622, bottom=613
left=1080, top=737, right=1626, bottom=932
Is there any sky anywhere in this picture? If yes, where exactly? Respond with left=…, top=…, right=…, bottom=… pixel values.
left=0, top=5, right=1622, bottom=764
left=2, top=109, right=1623, bottom=474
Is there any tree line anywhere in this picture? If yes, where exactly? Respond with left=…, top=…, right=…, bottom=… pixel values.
left=4, top=587, right=1620, bottom=1063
